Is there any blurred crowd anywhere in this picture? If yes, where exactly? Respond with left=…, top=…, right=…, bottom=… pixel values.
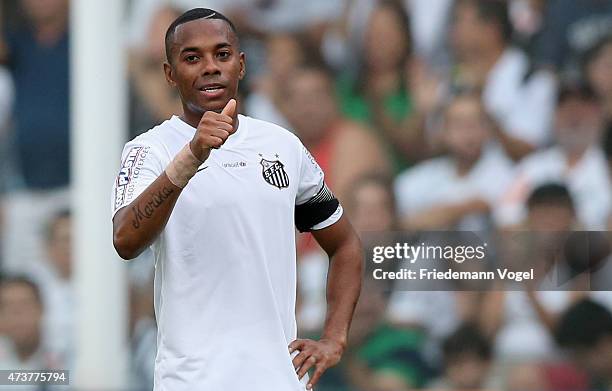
left=0, top=0, right=611, bottom=390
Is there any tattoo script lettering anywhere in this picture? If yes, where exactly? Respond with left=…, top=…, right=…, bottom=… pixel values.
left=131, top=186, right=175, bottom=229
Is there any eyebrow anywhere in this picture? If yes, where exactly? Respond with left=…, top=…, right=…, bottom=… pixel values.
left=179, top=42, right=233, bottom=55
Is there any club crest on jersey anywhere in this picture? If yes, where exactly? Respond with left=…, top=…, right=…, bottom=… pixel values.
left=260, top=157, right=289, bottom=189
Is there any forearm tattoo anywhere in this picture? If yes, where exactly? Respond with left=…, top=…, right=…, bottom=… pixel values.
left=131, top=186, right=175, bottom=229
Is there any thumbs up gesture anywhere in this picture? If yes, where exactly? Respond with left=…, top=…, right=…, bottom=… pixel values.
left=189, top=99, right=237, bottom=162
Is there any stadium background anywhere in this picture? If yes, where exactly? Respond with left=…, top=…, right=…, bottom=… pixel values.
left=0, top=0, right=612, bottom=390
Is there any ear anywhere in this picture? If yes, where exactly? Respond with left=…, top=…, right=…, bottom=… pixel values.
left=238, top=52, right=246, bottom=80
left=163, top=62, right=176, bottom=87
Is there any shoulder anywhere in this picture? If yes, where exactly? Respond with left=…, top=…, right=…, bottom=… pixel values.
left=519, top=147, right=560, bottom=169
left=123, top=118, right=176, bottom=155
left=243, top=114, right=304, bottom=148
left=243, top=115, right=295, bottom=137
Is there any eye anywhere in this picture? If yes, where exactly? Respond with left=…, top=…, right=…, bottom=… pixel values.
left=185, top=55, right=200, bottom=63
left=217, top=51, right=231, bottom=59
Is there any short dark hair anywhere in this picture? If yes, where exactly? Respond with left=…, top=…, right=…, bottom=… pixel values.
left=0, top=275, right=42, bottom=306
left=442, top=323, right=492, bottom=364
left=555, top=299, right=612, bottom=349
left=527, top=183, right=575, bottom=212
left=165, top=8, right=238, bottom=63
left=456, top=0, right=513, bottom=43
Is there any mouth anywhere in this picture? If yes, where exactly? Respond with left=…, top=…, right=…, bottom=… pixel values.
left=197, top=83, right=226, bottom=99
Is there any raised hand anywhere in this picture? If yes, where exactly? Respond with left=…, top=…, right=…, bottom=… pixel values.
left=189, top=98, right=237, bottom=161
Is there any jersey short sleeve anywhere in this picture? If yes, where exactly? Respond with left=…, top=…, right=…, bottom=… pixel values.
left=295, top=142, right=342, bottom=232
left=111, top=139, right=165, bottom=218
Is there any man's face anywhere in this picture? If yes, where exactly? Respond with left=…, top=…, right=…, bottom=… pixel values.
left=451, top=2, right=490, bottom=60
left=528, top=204, right=575, bottom=231
left=364, top=6, right=408, bottom=72
left=21, top=0, right=68, bottom=24
left=285, top=69, right=337, bottom=141
left=0, top=283, right=42, bottom=349
left=555, top=97, right=603, bottom=154
left=443, top=96, right=489, bottom=161
left=446, top=353, right=490, bottom=389
left=164, top=19, right=245, bottom=115
left=350, top=182, right=395, bottom=233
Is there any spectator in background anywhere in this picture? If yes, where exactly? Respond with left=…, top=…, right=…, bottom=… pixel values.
left=26, top=209, right=73, bottom=366
left=487, top=183, right=612, bottom=373
left=534, top=0, right=612, bottom=75
left=488, top=184, right=581, bottom=362
left=288, top=65, right=390, bottom=331
left=0, top=0, right=70, bottom=273
left=450, top=0, right=557, bottom=161
left=296, top=173, right=397, bottom=335
left=284, top=65, right=390, bottom=203
left=245, top=33, right=307, bottom=129
left=427, top=323, right=499, bottom=390
left=583, top=34, right=612, bottom=128
left=556, top=299, right=612, bottom=391
left=395, top=91, right=514, bottom=231
left=335, top=0, right=430, bottom=172
left=128, top=5, right=183, bottom=138
left=344, top=174, right=398, bottom=235
left=497, top=83, right=611, bottom=229
left=317, top=277, right=431, bottom=391
left=321, top=0, right=453, bottom=71
left=0, top=276, right=62, bottom=371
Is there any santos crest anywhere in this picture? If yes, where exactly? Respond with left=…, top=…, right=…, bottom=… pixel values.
left=260, top=157, right=289, bottom=189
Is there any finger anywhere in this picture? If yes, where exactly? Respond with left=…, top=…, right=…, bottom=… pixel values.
left=208, top=128, right=230, bottom=142
left=205, top=135, right=224, bottom=149
left=292, top=350, right=310, bottom=370
left=211, top=121, right=233, bottom=133
left=198, top=113, right=232, bottom=130
left=221, top=98, right=237, bottom=117
left=214, top=114, right=234, bottom=125
left=289, top=339, right=306, bottom=353
left=198, top=115, right=233, bottom=129
left=307, top=365, right=326, bottom=390
left=297, top=355, right=317, bottom=379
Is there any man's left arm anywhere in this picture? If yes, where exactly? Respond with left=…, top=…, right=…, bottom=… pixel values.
left=290, top=215, right=363, bottom=390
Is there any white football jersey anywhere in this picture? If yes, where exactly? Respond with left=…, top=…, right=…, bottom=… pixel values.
left=111, top=114, right=342, bottom=391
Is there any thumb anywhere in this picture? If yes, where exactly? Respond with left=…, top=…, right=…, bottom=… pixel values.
left=221, top=98, right=237, bottom=117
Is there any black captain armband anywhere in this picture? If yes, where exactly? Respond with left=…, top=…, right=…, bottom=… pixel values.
left=295, top=184, right=340, bottom=232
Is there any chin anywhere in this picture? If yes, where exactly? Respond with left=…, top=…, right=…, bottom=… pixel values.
left=188, top=100, right=224, bottom=115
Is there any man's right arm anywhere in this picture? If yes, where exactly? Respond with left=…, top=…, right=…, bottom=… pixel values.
left=112, top=172, right=182, bottom=260
left=112, top=99, right=237, bottom=260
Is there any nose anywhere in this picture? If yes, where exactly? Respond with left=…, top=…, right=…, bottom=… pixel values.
left=201, top=55, right=221, bottom=76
